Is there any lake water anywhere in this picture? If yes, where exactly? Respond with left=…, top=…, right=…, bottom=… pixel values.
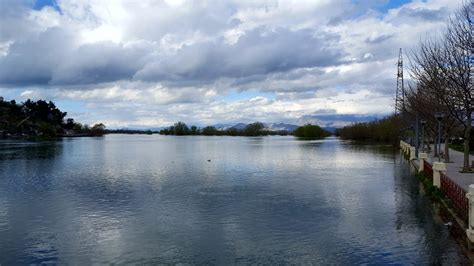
left=0, top=135, right=468, bottom=264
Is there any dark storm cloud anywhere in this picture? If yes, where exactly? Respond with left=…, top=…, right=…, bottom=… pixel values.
left=50, top=42, right=149, bottom=85
left=134, top=27, right=345, bottom=85
left=230, top=74, right=268, bottom=87
left=0, top=35, right=150, bottom=86
left=396, top=6, right=449, bottom=21
left=0, top=0, right=151, bottom=87
left=0, top=27, right=73, bottom=86
left=0, top=24, right=343, bottom=88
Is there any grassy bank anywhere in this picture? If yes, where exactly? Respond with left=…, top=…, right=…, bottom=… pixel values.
left=449, top=144, right=474, bottom=155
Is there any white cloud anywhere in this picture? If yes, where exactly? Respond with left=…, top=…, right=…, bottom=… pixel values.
left=0, top=0, right=463, bottom=127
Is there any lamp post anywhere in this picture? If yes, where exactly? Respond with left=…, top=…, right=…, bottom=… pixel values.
left=420, top=120, right=426, bottom=152
left=415, top=112, right=419, bottom=157
left=434, top=112, right=445, bottom=162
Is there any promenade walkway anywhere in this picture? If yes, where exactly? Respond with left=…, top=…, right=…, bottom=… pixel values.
left=425, top=144, right=474, bottom=191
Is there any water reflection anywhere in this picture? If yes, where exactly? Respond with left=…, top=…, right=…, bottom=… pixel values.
left=0, top=135, right=468, bottom=264
left=0, top=140, right=63, bottom=160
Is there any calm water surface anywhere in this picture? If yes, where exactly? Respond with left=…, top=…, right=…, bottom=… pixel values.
left=0, top=135, right=468, bottom=264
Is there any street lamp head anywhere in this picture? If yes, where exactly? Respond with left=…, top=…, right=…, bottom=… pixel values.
left=434, top=112, right=445, bottom=121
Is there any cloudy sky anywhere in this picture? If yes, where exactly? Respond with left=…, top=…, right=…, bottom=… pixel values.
left=0, top=0, right=462, bottom=128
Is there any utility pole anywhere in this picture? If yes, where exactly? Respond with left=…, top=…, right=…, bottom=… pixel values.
left=395, top=48, right=406, bottom=143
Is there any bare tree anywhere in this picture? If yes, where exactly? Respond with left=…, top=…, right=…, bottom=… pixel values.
left=409, top=1, right=473, bottom=170
left=405, top=80, right=459, bottom=162
left=438, top=1, right=473, bottom=171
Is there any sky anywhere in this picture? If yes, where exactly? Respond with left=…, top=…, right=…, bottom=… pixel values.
left=0, top=0, right=462, bottom=128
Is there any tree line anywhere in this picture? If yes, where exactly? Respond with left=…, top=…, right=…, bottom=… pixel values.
left=0, top=98, right=106, bottom=138
left=335, top=116, right=400, bottom=143
left=160, top=121, right=330, bottom=139
left=159, top=121, right=288, bottom=136
left=293, top=124, right=331, bottom=139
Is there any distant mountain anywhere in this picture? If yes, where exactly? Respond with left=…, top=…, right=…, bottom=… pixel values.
left=115, top=126, right=164, bottom=132
left=322, top=127, right=337, bottom=133
left=297, top=114, right=382, bottom=128
left=231, top=123, right=248, bottom=130
left=213, top=122, right=299, bottom=132
left=264, top=123, right=298, bottom=132
left=213, top=123, right=232, bottom=130
left=127, top=115, right=383, bottom=133
left=217, top=122, right=327, bottom=133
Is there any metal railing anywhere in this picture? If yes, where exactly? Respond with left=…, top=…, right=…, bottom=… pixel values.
left=423, top=160, right=433, bottom=180
left=440, top=172, right=469, bottom=223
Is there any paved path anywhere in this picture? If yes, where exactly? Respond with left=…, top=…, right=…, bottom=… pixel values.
left=425, top=144, right=474, bottom=191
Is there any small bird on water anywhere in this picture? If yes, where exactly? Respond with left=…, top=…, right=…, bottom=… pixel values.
left=207, top=159, right=211, bottom=162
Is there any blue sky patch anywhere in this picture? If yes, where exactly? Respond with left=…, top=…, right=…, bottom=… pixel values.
left=351, top=0, right=412, bottom=13
left=32, top=0, right=61, bottom=13
left=376, top=0, right=412, bottom=12
left=54, top=100, right=85, bottom=116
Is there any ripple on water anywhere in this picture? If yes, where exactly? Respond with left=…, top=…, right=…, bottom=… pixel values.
left=0, top=136, right=469, bottom=264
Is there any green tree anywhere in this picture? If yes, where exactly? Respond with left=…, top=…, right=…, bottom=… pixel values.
left=244, top=122, right=266, bottom=136
left=73, top=123, right=83, bottom=133
left=0, top=98, right=105, bottom=138
left=294, top=124, right=330, bottom=139
left=225, top=127, right=239, bottom=136
left=202, top=126, right=218, bottom=136
left=173, top=121, right=189, bottom=135
left=336, top=115, right=399, bottom=143
left=91, top=123, right=106, bottom=136
left=159, top=128, right=171, bottom=135
left=190, top=125, right=198, bottom=135
left=64, top=118, right=75, bottom=130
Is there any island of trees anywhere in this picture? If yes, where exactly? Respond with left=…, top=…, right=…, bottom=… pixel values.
left=0, top=98, right=106, bottom=139
left=293, top=124, right=331, bottom=139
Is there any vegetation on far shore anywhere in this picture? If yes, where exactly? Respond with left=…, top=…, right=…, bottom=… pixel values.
left=159, top=121, right=330, bottom=139
left=0, top=98, right=105, bottom=139
left=335, top=115, right=400, bottom=144
left=159, top=121, right=290, bottom=136
left=105, top=129, right=154, bottom=135
left=1, top=98, right=331, bottom=140
left=293, top=124, right=331, bottom=139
